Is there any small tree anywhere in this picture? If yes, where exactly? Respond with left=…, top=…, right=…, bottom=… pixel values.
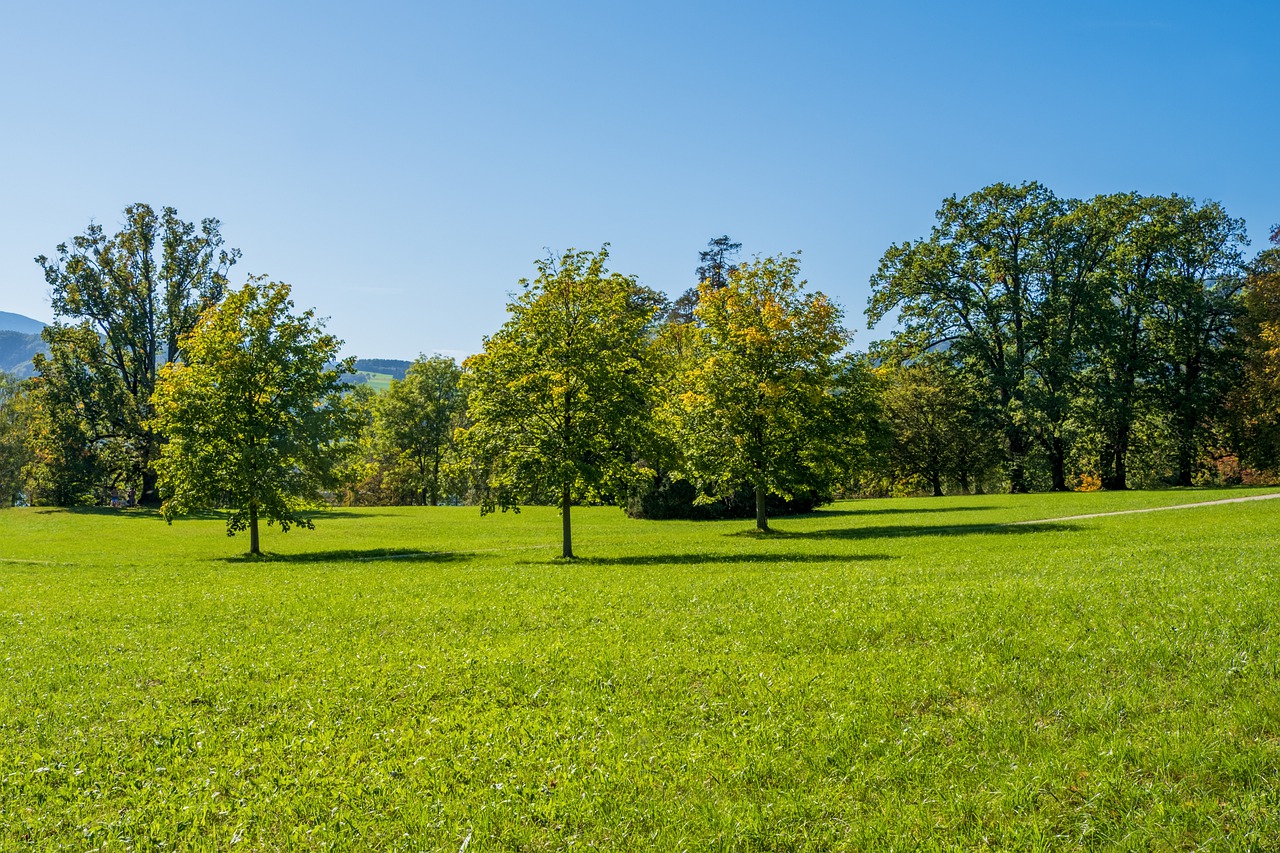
left=673, top=253, right=857, bottom=531
left=460, top=246, right=662, bottom=558
left=375, top=355, right=467, bottom=505
left=150, top=279, right=354, bottom=555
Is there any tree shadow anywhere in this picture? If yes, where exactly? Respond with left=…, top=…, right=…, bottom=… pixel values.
left=547, top=553, right=893, bottom=568
left=220, top=548, right=468, bottom=565
left=728, top=521, right=1073, bottom=541
left=806, top=505, right=1004, bottom=519
left=35, top=506, right=165, bottom=519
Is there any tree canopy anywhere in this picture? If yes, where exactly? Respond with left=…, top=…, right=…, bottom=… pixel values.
left=460, top=246, right=663, bottom=558
left=672, top=253, right=861, bottom=530
left=33, top=203, right=239, bottom=503
left=149, top=279, right=354, bottom=555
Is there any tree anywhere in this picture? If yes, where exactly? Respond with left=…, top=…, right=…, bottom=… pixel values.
left=878, top=360, right=996, bottom=496
left=460, top=247, right=663, bottom=558
left=668, top=235, right=742, bottom=324
left=869, top=183, right=1054, bottom=492
left=0, top=373, right=35, bottom=506
left=1232, top=225, right=1280, bottom=471
left=35, top=204, right=239, bottom=503
left=673, top=253, right=855, bottom=531
left=1146, top=199, right=1248, bottom=485
left=149, top=279, right=355, bottom=555
left=375, top=354, right=467, bottom=505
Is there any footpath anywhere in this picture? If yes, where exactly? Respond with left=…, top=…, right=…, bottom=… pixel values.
left=1009, top=491, right=1280, bottom=526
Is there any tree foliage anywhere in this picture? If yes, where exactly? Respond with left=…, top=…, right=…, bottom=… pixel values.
left=869, top=183, right=1249, bottom=492
left=149, top=279, right=354, bottom=555
left=460, top=247, right=663, bottom=558
left=374, top=355, right=467, bottom=505
left=34, top=204, right=239, bottom=503
left=0, top=374, right=35, bottom=506
left=672, top=253, right=860, bottom=530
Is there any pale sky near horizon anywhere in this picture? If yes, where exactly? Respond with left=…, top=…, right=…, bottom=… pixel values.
left=1, top=1, right=1277, bottom=361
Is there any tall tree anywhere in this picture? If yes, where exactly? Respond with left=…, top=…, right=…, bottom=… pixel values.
left=35, top=204, right=239, bottom=503
left=1076, top=193, right=1171, bottom=489
left=1231, top=225, right=1280, bottom=471
left=1024, top=196, right=1114, bottom=490
left=460, top=246, right=663, bottom=558
left=375, top=354, right=467, bottom=505
left=1147, top=199, right=1248, bottom=485
left=668, top=235, right=742, bottom=324
left=869, top=183, right=1055, bottom=492
left=149, top=279, right=355, bottom=556
left=0, top=374, right=35, bottom=506
left=674, top=253, right=855, bottom=531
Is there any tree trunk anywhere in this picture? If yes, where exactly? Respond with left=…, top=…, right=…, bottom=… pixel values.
left=249, top=501, right=260, bottom=556
left=1050, top=437, right=1068, bottom=492
left=930, top=469, right=943, bottom=497
left=1007, top=429, right=1030, bottom=494
left=561, top=483, right=573, bottom=559
left=755, top=483, right=768, bottom=531
left=958, top=470, right=972, bottom=495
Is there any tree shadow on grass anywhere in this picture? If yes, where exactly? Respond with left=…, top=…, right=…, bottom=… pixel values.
left=220, top=548, right=469, bottom=565
left=33, top=507, right=398, bottom=521
left=806, top=504, right=1004, bottom=519
left=728, top=521, right=1074, bottom=541
left=557, top=553, right=893, bottom=568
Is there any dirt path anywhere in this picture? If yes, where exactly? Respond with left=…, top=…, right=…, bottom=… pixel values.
left=1008, top=492, right=1280, bottom=526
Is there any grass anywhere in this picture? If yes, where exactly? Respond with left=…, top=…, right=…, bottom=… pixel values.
left=352, top=370, right=395, bottom=393
left=2, top=488, right=1279, bottom=850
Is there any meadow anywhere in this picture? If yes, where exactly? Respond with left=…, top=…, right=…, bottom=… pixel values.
left=1, top=489, right=1279, bottom=851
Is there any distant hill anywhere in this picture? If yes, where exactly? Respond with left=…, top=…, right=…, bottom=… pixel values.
left=353, top=358, right=412, bottom=380
left=0, top=330, right=47, bottom=378
left=0, top=311, right=47, bottom=335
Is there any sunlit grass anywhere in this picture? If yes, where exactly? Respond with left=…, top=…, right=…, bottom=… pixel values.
left=1, top=487, right=1278, bottom=850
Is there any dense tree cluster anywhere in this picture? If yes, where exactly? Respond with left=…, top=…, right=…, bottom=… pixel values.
left=867, top=183, right=1271, bottom=494
left=2, top=190, right=1277, bottom=553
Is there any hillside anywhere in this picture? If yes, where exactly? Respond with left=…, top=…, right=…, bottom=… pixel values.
left=0, top=311, right=47, bottom=335
left=0, top=330, right=47, bottom=378
left=353, top=358, right=411, bottom=380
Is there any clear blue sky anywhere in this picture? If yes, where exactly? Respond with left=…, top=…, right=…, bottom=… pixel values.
left=2, top=1, right=1276, bottom=360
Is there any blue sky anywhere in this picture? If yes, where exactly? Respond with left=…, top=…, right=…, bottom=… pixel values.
left=2, top=1, right=1276, bottom=360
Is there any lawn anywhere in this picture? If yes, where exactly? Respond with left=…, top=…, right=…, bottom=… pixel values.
left=1, top=489, right=1279, bottom=851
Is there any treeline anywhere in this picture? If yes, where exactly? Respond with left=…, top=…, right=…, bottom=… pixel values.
left=866, top=183, right=1280, bottom=495
left=1, top=185, right=1278, bottom=550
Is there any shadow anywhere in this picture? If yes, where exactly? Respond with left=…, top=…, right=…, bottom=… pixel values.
left=220, top=548, right=468, bottom=565
left=543, top=553, right=892, bottom=568
left=729, top=521, right=1074, bottom=541
left=34, top=506, right=169, bottom=520
left=803, top=505, right=1004, bottom=519
left=31, top=507, right=397, bottom=521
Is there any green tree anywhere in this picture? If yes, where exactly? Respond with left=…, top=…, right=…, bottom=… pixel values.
left=150, top=279, right=354, bottom=555
left=674, top=253, right=855, bottom=531
left=1146, top=199, right=1248, bottom=485
left=1076, top=193, right=1171, bottom=490
left=375, top=354, right=467, bottom=505
left=1232, top=225, right=1280, bottom=471
left=869, top=183, right=1054, bottom=492
left=35, top=203, right=239, bottom=503
left=878, top=360, right=996, bottom=496
left=460, top=246, right=662, bottom=558
left=668, top=235, right=742, bottom=324
left=0, top=373, right=35, bottom=506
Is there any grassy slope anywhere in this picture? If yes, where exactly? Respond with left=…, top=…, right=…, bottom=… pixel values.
left=1, top=489, right=1279, bottom=850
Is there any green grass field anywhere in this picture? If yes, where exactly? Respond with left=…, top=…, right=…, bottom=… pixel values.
left=2, top=489, right=1279, bottom=851
left=354, top=371, right=395, bottom=393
